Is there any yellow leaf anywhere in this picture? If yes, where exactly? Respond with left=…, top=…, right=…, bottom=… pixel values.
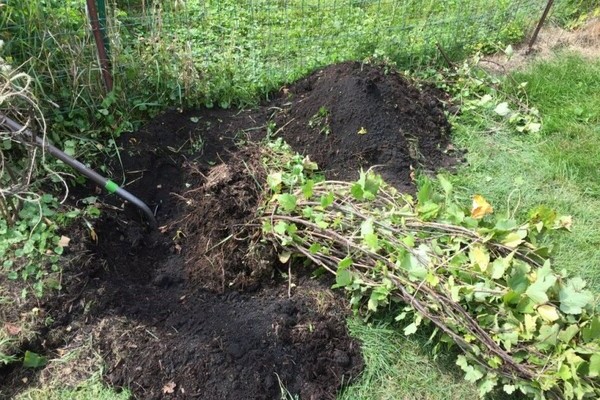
left=89, top=228, right=98, bottom=244
left=471, top=195, right=493, bottom=219
left=57, top=235, right=70, bottom=248
left=470, top=246, right=490, bottom=272
left=537, top=304, right=560, bottom=322
left=357, top=127, right=368, bottom=135
left=162, top=382, right=176, bottom=394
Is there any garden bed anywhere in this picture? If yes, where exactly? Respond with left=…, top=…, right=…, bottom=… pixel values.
left=0, top=61, right=454, bottom=399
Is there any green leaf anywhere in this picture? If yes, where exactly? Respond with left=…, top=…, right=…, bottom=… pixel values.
left=494, top=218, right=517, bottom=232
left=502, top=229, right=527, bottom=248
left=277, top=193, right=297, bottom=212
left=267, top=172, right=283, bottom=191
left=302, top=180, right=315, bottom=199
left=478, top=377, right=496, bottom=397
left=558, top=325, right=579, bottom=343
left=525, top=262, right=556, bottom=305
left=364, top=178, right=381, bottom=199
left=338, top=256, right=353, bottom=269
left=417, top=201, right=440, bottom=220
left=456, top=355, right=484, bottom=383
left=589, top=354, right=600, bottom=378
left=320, top=192, right=334, bottom=208
left=437, top=174, right=453, bottom=196
left=490, top=257, right=508, bottom=280
left=536, top=324, right=559, bottom=350
left=582, top=316, right=600, bottom=343
left=335, top=269, right=352, bottom=287
left=417, top=179, right=432, bottom=204
left=404, top=322, right=418, bottom=336
left=363, top=233, right=379, bottom=251
left=494, top=102, right=510, bottom=116
left=400, top=252, right=427, bottom=280
left=559, top=277, right=594, bottom=315
left=308, top=243, right=322, bottom=254
left=23, top=351, right=47, bottom=368
left=508, top=270, right=529, bottom=294
left=350, top=183, right=364, bottom=200
left=503, top=384, right=516, bottom=395
left=360, top=219, right=374, bottom=237
left=274, top=221, right=288, bottom=235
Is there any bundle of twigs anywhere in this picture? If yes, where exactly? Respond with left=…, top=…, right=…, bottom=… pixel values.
left=259, top=155, right=599, bottom=399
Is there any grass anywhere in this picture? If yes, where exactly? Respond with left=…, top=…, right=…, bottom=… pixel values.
left=452, top=53, right=600, bottom=289
left=339, top=319, right=480, bottom=400
left=15, top=373, right=130, bottom=400
left=341, top=53, right=600, bottom=400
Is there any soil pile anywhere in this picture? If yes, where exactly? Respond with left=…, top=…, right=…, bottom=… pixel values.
left=2, top=61, right=456, bottom=399
left=271, top=62, right=455, bottom=192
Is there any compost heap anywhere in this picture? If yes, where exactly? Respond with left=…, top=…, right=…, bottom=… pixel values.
left=0, top=61, right=455, bottom=400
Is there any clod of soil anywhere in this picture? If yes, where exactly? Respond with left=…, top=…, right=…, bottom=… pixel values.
left=2, top=61, right=457, bottom=399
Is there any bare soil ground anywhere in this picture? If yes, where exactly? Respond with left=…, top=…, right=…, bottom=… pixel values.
left=483, top=18, right=600, bottom=73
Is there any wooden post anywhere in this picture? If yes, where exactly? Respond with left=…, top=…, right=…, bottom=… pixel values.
left=527, top=0, right=554, bottom=55
left=86, top=0, right=113, bottom=92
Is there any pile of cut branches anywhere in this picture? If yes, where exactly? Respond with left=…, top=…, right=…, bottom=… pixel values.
left=259, top=139, right=600, bottom=399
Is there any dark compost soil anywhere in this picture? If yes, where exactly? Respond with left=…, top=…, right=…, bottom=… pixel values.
left=269, top=61, right=456, bottom=192
left=0, top=61, right=456, bottom=400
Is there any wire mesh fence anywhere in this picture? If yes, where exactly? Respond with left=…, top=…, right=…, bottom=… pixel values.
left=1, top=0, right=548, bottom=131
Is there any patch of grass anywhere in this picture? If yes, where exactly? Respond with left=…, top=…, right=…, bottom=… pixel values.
left=15, top=373, right=130, bottom=400
left=339, top=318, right=479, bottom=400
left=451, top=54, right=600, bottom=289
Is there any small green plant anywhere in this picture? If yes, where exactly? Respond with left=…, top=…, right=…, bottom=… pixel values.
left=411, top=53, right=542, bottom=135
left=308, top=106, right=332, bottom=136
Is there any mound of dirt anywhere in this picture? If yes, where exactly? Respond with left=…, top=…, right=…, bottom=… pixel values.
left=2, top=61, right=457, bottom=399
left=270, top=61, right=455, bottom=192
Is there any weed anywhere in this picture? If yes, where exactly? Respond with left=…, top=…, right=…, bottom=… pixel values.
left=308, top=106, right=331, bottom=136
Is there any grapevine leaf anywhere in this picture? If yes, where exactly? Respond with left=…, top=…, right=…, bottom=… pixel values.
left=558, top=325, right=579, bottom=343
left=308, top=243, right=322, bottom=254
left=526, top=262, right=556, bottom=304
left=351, top=183, right=364, bottom=200
left=278, top=193, right=297, bottom=212
left=320, top=192, right=334, bottom=208
left=274, top=221, right=288, bottom=235
left=335, top=269, right=352, bottom=287
left=559, top=277, right=594, bottom=315
left=338, top=257, right=353, bottom=269
left=456, top=355, right=484, bottom=383
left=302, top=180, right=315, bottom=199
left=582, top=316, right=600, bottom=343
left=537, top=304, right=559, bottom=322
left=364, top=233, right=379, bottom=251
left=471, top=195, right=493, bottom=219
left=267, top=172, right=283, bottom=191
left=417, top=201, right=440, bottom=220
left=494, top=102, right=510, bottom=116
left=589, top=354, right=600, bottom=377
left=278, top=251, right=291, bottom=263
left=503, top=384, right=516, bottom=394
left=470, top=246, right=489, bottom=272
left=404, top=322, right=418, bottom=336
